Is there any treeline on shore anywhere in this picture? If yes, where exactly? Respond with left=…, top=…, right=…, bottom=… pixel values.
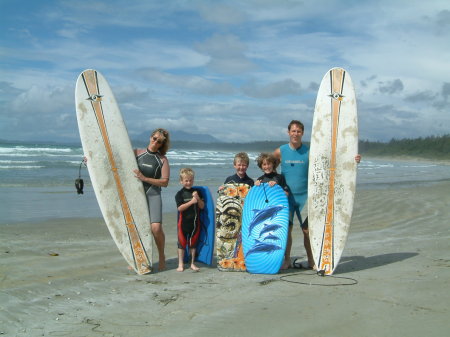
left=169, top=135, right=450, bottom=160
left=359, top=135, right=450, bottom=159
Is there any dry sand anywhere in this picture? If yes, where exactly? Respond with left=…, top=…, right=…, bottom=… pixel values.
left=1, top=181, right=450, bottom=336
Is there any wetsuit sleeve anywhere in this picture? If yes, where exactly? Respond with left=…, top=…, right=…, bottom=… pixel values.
left=175, top=190, right=184, bottom=207
left=279, top=174, right=289, bottom=192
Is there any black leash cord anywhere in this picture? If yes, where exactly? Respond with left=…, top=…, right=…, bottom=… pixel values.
left=75, top=159, right=86, bottom=194
left=280, top=272, right=358, bottom=286
left=263, top=183, right=269, bottom=203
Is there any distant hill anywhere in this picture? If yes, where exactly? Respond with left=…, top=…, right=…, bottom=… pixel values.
left=170, top=140, right=287, bottom=152
left=2, top=134, right=449, bottom=160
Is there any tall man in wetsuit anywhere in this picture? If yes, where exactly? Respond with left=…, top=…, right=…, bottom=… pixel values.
left=274, top=120, right=313, bottom=269
left=274, top=120, right=361, bottom=270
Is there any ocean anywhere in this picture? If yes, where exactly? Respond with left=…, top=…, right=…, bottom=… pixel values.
left=1, top=142, right=449, bottom=224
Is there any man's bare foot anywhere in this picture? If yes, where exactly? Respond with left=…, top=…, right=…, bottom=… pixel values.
left=190, top=264, right=200, bottom=272
left=294, top=260, right=315, bottom=270
left=280, top=260, right=291, bottom=270
left=158, top=257, right=166, bottom=271
left=176, top=265, right=184, bottom=272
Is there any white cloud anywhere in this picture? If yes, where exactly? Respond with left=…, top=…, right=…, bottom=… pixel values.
left=242, top=78, right=302, bottom=98
left=197, top=3, right=245, bottom=25
left=1, top=0, right=449, bottom=143
left=195, top=34, right=256, bottom=74
left=137, top=68, right=235, bottom=95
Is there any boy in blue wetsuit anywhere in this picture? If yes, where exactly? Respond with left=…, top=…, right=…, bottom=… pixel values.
left=274, top=120, right=361, bottom=270
left=175, top=168, right=204, bottom=272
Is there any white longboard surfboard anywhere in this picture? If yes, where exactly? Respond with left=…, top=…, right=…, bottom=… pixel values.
left=308, top=67, right=358, bottom=275
left=75, top=69, right=152, bottom=274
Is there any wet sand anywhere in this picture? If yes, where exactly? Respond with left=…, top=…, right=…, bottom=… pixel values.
left=1, top=181, right=449, bottom=336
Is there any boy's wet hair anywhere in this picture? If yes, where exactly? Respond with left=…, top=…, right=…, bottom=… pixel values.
left=179, top=167, right=195, bottom=180
left=288, top=120, right=304, bottom=132
left=256, top=153, right=280, bottom=170
left=234, top=152, right=250, bottom=165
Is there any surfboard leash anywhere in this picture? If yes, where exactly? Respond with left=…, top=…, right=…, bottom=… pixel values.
left=75, top=159, right=87, bottom=194
left=262, top=183, right=269, bottom=203
left=279, top=271, right=358, bottom=286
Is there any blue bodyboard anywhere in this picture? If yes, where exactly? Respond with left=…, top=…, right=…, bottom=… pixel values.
left=242, top=184, right=289, bottom=274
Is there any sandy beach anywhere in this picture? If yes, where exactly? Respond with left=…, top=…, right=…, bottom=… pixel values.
left=1, top=180, right=450, bottom=337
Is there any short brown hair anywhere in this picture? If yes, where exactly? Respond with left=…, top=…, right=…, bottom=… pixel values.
left=234, top=152, right=250, bottom=166
left=288, top=120, right=304, bottom=132
left=256, top=152, right=280, bottom=170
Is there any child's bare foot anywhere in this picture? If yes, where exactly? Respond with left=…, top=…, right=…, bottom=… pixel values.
left=176, top=265, right=184, bottom=272
left=190, top=264, right=200, bottom=272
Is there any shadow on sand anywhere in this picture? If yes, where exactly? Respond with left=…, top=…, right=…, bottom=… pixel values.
left=335, top=252, right=418, bottom=274
left=156, top=253, right=419, bottom=274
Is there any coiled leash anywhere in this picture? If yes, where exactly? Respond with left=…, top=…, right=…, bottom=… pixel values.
left=75, top=159, right=86, bottom=194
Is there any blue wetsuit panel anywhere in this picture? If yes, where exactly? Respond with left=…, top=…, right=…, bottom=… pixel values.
left=280, top=144, right=309, bottom=211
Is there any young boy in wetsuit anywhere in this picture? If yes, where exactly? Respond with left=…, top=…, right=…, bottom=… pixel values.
left=175, top=168, right=204, bottom=272
left=254, top=152, right=289, bottom=194
left=223, top=152, right=254, bottom=187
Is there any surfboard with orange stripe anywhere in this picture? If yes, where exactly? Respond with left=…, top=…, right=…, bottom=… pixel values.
left=308, top=67, right=358, bottom=275
left=75, top=69, right=152, bottom=274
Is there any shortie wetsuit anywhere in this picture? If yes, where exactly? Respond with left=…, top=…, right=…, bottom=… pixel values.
left=175, top=187, right=203, bottom=249
left=224, top=173, right=254, bottom=186
left=136, top=149, right=164, bottom=223
left=280, top=143, right=309, bottom=228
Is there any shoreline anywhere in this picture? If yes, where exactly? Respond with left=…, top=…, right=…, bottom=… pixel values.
left=2, top=181, right=450, bottom=336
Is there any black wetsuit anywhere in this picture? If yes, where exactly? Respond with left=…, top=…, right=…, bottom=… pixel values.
left=175, top=187, right=203, bottom=249
left=224, top=173, right=254, bottom=186
left=136, top=149, right=164, bottom=223
left=136, top=149, right=163, bottom=193
left=256, top=172, right=289, bottom=192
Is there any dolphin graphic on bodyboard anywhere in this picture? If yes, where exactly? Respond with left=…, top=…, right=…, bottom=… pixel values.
left=242, top=184, right=289, bottom=274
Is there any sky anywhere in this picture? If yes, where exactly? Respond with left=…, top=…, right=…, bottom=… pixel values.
left=1, top=0, right=449, bottom=143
